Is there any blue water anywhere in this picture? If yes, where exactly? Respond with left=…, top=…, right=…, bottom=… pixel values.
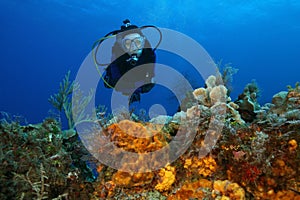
left=1, top=0, right=300, bottom=125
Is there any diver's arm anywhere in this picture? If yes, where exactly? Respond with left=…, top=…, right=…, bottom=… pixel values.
left=104, top=61, right=122, bottom=88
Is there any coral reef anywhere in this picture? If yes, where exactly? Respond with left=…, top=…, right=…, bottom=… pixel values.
left=0, top=118, right=96, bottom=199
left=1, top=75, right=300, bottom=199
left=256, top=82, right=300, bottom=126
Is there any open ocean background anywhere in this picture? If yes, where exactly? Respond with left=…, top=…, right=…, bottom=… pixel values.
left=1, top=0, right=299, bottom=127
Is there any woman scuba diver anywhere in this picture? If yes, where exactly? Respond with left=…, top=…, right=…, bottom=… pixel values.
left=93, top=19, right=162, bottom=104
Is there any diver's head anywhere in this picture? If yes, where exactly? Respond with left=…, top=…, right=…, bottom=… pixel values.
left=116, top=19, right=145, bottom=57
left=120, top=33, right=145, bottom=57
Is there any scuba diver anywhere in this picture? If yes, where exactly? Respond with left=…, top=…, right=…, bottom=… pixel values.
left=93, top=19, right=162, bottom=104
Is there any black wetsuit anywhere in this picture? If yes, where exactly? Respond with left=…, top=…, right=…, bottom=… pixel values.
left=104, top=47, right=156, bottom=103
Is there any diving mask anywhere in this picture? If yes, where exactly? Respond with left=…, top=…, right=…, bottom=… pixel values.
left=121, top=33, right=145, bottom=55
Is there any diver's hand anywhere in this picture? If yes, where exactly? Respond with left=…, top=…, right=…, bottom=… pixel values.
left=151, top=77, right=155, bottom=84
left=145, top=72, right=155, bottom=84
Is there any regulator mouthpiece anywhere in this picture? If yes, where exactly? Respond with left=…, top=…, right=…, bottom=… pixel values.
left=127, top=54, right=139, bottom=66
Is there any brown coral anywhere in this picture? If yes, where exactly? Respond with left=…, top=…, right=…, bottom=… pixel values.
left=168, top=179, right=245, bottom=200
left=155, top=164, right=176, bottom=192
left=103, top=120, right=172, bottom=187
left=168, top=179, right=212, bottom=200
left=112, top=171, right=154, bottom=187
left=272, top=159, right=296, bottom=177
left=212, top=180, right=246, bottom=200
left=184, top=155, right=217, bottom=177
left=288, top=139, right=298, bottom=152
left=104, top=119, right=172, bottom=173
left=252, top=188, right=300, bottom=200
left=107, top=120, right=169, bottom=153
